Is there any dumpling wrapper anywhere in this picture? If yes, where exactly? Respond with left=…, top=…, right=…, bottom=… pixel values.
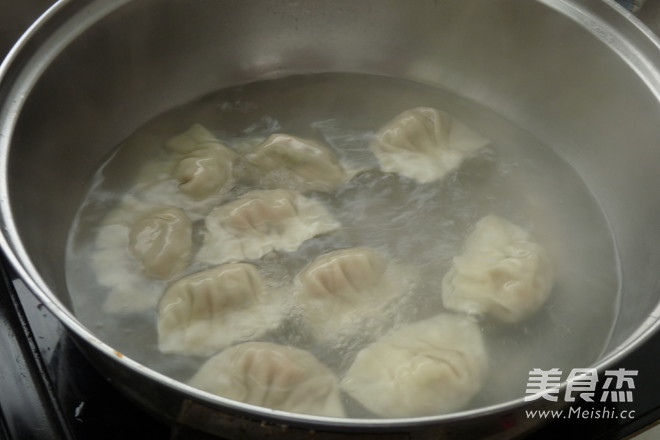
left=240, top=133, right=347, bottom=193
left=92, top=201, right=193, bottom=314
left=371, top=106, right=489, bottom=183
left=173, top=145, right=238, bottom=200
left=341, top=313, right=488, bottom=418
left=189, top=342, right=345, bottom=417
left=167, top=124, right=240, bottom=200
left=158, top=263, right=286, bottom=356
left=442, top=215, right=554, bottom=323
left=294, top=247, right=411, bottom=343
left=126, top=124, right=238, bottom=216
left=165, top=123, right=222, bottom=154
left=128, top=206, right=192, bottom=279
left=196, top=189, right=340, bottom=265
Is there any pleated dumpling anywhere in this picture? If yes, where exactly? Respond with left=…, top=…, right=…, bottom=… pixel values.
left=166, top=124, right=239, bottom=200
left=294, top=247, right=410, bottom=342
left=188, top=342, right=345, bottom=417
left=441, top=215, right=554, bottom=323
left=165, top=123, right=222, bottom=154
left=158, top=263, right=286, bottom=356
left=371, top=107, right=489, bottom=183
left=196, top=189, right=340, bottom=265
left=241, top=133, right=347, bottom=193
left=92, top=201, right=193, bottom=314
left=128, top=206, right=193, bottom=280
left=341, top=313, right=488, bottom=417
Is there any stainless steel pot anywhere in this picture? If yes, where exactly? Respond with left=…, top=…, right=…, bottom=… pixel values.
left=1, top=1, right=660, bottom=438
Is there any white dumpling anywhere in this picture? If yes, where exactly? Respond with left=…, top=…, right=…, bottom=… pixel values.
left=92, top=200, right=190, bottom=314
left=371, top=107, right=489, bottom=183
left=173, top=146, right=238, bottom=200
left=158, top=264, right=286, bottom=356
left=240, top=133, right=346, bottom=193
left=165, top=124, right=239, bottom=200
left=188, top=342, right=345, bottom=417
left=442, top=215, right=554, bottom=323
left=294, top=247, right=410, bottom=342
left=128, top=206, right=193, bottom=279
left=165, top=123, right=221, bottom=153
left=196, top=189, right=340, bottom=265
left=341, top=313, right=488, bottom=417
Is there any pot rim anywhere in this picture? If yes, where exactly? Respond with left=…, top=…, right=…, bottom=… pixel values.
left=1, top=0, right=659, bottom=429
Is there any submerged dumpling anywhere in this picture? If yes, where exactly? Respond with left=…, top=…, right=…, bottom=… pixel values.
left=92, top=200, right=191, bottom=314
left=128, top=206, right=192, bottom=280
left=173, top=146, right=238, bottom=199
left=196, top=189, right=340, bottom=265
left=166, top=124, right=240, bottom=199
left=188, top=342, right=345, bottom=417
left=371, top=107, right=489, bottom=183
left=165, top=123, right=221, bottom=153
left=158, top=264, right=285, bottom=356
left=241, top=133, right=346, bottom=192
left=442, top=215, right=554, bottom=323
left=294, top=247, right=410, bottom=342
left=341, top=313, right=488, bottom=417
left=298, top=247, right=386, bottom=300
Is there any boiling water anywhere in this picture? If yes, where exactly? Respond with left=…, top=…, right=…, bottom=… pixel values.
left=66, top=73, right=619, bottom=416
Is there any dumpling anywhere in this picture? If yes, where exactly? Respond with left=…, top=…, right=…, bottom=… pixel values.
left=441, top=215, right=554, bottom=323
left=92, top=200, right=190, bottom=314
left=172, top=146, right=238, bottom=200
left=341, top=313, right=488, bottom=417
left=294, top=247, right=410, bottom=342
left=128, top=206, right=193, bottom=279
left=165, top=123, right=221, bottom=154
left=240, top=133, right=346, bottom=193
left=158, top=264, right=286, bottom=356
left=196, top=189, right=340, bottom=265
left=166, top=124, right=240, bottom=200
left=188, top=342, right=345, bottom=417
left=371, top=107, right=489, bottom=183
left=297, top=247, right=386, bottom=300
